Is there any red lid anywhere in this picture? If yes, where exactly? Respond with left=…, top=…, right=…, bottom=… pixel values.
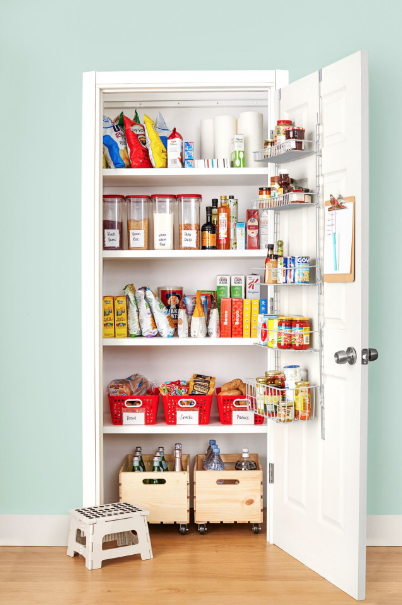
left=292, top=188, right=303, bottom=192
left=150, top=194, right=177, bottom=199
left=291, top=126, right=305, bottom=131
left=125, top=195, right=151, bottom=199
left=277, top=120, right=292, bottom=125
left=103, top=195, right=125, bottom=199
left=176, top=194, right=202, bottom=199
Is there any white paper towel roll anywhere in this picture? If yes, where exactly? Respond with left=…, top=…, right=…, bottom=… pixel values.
left=214, top=115, right=236, bottom=162
left=200, top=118, right=214, bottom=160
left=237, top=111, right=263, bottom=168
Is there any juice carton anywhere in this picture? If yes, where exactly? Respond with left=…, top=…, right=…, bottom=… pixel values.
left=251, top=299, right=259, bottom=338
left=103, top=296, right=115, bottom=338
left=114, top=296, right=127, bottom=338
left=231, top=275, right=245, bottom=298
left=246, top=274, right=260, bottom=299
left=243, top=299, right=251, bottom=338
left=232, top=298, right=243, bottom=338
left=231, top=134, right=245, bottom=168
left=217, top=276, right=230, bottom=315
left=220, top=298, right=232, bottom=337
left=260, top=298, right=268, bottom=314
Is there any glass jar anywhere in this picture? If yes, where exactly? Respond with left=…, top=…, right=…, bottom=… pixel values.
left=286, top=126, right=305, bottom=150
left=277, top=316, right=292, bottom=349
left=292, top=317, right=310, bottom=350
left=177, top=194, right=201, bottom=250
left=295, top=381, right=311, bottom=420
left=151, top=195, right=177, bottom=250
left=278, top=169, right=291, bottom=196
left=126, top=195, right=151, bottom=250
left=270, top=176, right=280, bottom=207
left=103, top=195, right=125, bottom=250
left=265, top=370, right=279, bottom=417
left=256, top=377, right=268, bottom=416
left=218, top=196, right=230, bottom=250
left=275, top=119, right=292, bottom=144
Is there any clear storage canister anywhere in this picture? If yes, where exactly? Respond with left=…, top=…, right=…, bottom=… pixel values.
left=151, top=195, right=177, bottom=250
left=126, top=195, right=151, bottom=250
left=177, top=194, right=201, bottom=250
left=103, top=195, right=124, bottom=250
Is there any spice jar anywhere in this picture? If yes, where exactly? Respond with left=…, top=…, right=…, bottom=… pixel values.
left=270, top=176, right=280, bottom=206
left=126, top=195, right=151, bottom=250
left=103, top=195, right=125, bottom=250
left=151, top=195, right=177, bottom=250
left=295, top=381, right=311, bottom=420
left=275, top=119, right=292, bottom=144
left=285, top=126, right=305, bottom=150
left=177, top=194, right=201, bottom=250
left=292, top=317, right=310, bottom=350
left=277, top=316, right=292, bottom=349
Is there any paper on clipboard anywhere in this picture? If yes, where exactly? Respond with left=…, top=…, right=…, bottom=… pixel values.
left=324, top=204, right=353, bottom=274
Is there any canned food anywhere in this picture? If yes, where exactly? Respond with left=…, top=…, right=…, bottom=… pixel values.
left=295, top=381, right=312, bottom=420
left=277, top=403, right=295, bottom=423
left=283, top=365, right=302, bottom=381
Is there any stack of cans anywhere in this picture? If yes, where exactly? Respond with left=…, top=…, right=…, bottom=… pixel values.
left=277, top=256, right=310, bottom=284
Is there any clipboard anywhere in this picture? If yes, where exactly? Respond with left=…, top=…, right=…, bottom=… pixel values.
left=323, top=196, right=355, bottom=283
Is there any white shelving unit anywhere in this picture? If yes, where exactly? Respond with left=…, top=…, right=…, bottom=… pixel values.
left=103, top=250, right=267, bottom=260
left=103, top=414, right=266, bottom=434
left=103, top=337, right=257, bottom=346
left=103, top=167, right=269, bottom=187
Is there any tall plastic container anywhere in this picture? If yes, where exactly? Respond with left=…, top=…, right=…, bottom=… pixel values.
left=151, top=195, right=177, bottom=250
left=103, top=195, right=125, bottom=250
left=177, top=194, right=201, bottom=250
left=126, top=195, right=152, bottom=250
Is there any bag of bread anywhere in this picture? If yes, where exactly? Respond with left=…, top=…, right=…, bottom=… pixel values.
left=142, top=287, right=174, bottom=338
left=207, top=297, right=220, bottom=338
left=177, top=298, right=188, bottom=338
left=221, top=379, right=244, bottom=392
left=134, top=289, right=158, bottom=337
left=124, top=284, right=141, bottom=337
left=143, top=114, right=167, bottom=168
left=190, top=292, right=207, bottom=338
left=107, top=378, right=132, bottom=396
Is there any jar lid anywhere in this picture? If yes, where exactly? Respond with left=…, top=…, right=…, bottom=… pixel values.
left=151, top=194, right=177, bottom=199
left=125, top=195, right=151, bottom=199
left=284, top=365, right=300, bottom=369
left=176, top=194, right=202, bottom=199
left=256, top=377, right=268, bottom=384
left=292, top=188, right=303, bottom=192
left=277, top=120, right=292, bottom=125
left=292, top=126, right=305, bottom=131
left=279, top=168, right=289, bottom=174
left=103, top=195, right=125, bottom=199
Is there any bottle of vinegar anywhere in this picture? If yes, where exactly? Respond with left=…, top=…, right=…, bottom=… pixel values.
left=218, top=197, right=230, bottom=250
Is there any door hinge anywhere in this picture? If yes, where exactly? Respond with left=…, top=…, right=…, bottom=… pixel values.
left=318, top=69, right=322, bottom=82
left=269, top=463, right=274, bottom=484
left=278, top=88, right=281, bottom=100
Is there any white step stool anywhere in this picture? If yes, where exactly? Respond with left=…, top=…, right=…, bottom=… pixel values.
left=67, top=502, right=153, bottom=570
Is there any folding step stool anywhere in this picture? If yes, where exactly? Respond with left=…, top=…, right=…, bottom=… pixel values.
left=67, top=502, right=153, bottom=570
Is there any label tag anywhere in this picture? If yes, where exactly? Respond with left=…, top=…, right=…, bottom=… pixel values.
left=232, top=410, right=254, bottom=425
left=104, top=229, right=120, bottom=247
left=123, top=412, right=145, bottom=425
left=181, top=229, right=197, bottom=248
left=157, top=231, right=171, bottom=248
left=176, top=410, right=199, bottom=424
left=129, top=229, right=144, bottom=248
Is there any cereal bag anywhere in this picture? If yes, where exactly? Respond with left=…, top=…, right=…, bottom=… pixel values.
left=134, top=289, right=158, bottom=337
left=124, top=114, right=153, bottom=169
left=103, top=116, right=130, bottom=168
left=143, top=114, right=167, bottom=168
left=142, top=287, right=174, bottom=338
left=124, top=284, right=141, bottom=337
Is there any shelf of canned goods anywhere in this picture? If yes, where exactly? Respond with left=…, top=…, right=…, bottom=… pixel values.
left=245, top=377, right=317, bottom=423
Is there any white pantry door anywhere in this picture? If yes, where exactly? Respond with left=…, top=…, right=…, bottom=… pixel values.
left=272, top=51, right=369, bottom=600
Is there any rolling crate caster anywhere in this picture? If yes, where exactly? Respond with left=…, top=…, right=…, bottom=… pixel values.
left=179, top=524, right=188, bottom=535
left=198, top=524, right=207, bottom=535
left=252, top=524, right=261, bottom=534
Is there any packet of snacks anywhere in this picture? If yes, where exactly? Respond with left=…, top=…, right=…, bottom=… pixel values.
left=207, top=297, right=220, bottom=338
left=134, top=289, right=158, bottom=337
left=103, top=116, right=130, bottom=168
left=189, top=374, right=216, bottom=395
left=158, top=380, right=189, bottom=396
left=190, top=291, right=207, bottom=338
left=177, top=297, right=188, bottom=338
left=124, top=284, right=141, bottom=337
left=142, top=287, right=175, bottom=338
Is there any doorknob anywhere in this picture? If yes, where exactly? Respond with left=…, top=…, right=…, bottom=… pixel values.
left=334, top=347, right=357, bottom=365
left=361, top=348, right=379, bottom=365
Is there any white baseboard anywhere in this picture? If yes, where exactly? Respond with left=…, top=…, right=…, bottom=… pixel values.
left=366, top=515, right=402, bottom=546
left=0, top=514, right=401, bottom=547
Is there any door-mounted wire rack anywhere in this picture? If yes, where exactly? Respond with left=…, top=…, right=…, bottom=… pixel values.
left=253, top=140, right=316, bottom=163
left=245, top=378, right=317, bottom=423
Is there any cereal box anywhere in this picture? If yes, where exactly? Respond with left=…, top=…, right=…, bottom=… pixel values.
left=231, top=275, right=245, bottom=298
left=103, top=296, right=114, bottom=338
left=232, top=298, right=243, bottom=338
left=243, top=299, right=251, bottom=338
left=220, top=298, right=232, bottom=337
left=114, top=296, right=127, bottom=338
left=246, top=274, right=260, bottom=299
left=217, top=276, right=230, bottom=315
left=251, top=299, right=259, bottom=338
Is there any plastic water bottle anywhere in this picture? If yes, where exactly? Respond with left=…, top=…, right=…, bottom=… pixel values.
left=204, top=443, right=219, bottom=469
left=207, top=447, right=225, bottom=471
left=203, top=440, right=216, bottom=466
left=235, top=451, right=257, bottom=471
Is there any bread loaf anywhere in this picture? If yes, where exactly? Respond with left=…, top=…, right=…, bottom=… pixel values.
left=221, top=379, right=243, bottom=392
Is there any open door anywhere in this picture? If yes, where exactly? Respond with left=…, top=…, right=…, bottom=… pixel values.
left=272, top=51, right=369, bottom=600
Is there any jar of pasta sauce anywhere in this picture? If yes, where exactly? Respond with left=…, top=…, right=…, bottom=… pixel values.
left=292, top=317, right=310, bottom=350
left=277, top=316, right=292, bottom=349
left=295, top=381, right=311, bottom=420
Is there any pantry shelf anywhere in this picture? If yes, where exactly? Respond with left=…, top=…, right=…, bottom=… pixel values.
left=103, top=167, right=270, bottom=187
left=103, top=250, right=267, bottom=260
left=103, top=337, right=258, bottom=346
left=103, top=414, right=267, bottom=434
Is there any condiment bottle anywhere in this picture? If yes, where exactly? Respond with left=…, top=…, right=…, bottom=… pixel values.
left=201, top=206, right=217, bottom=250
left=218, top=196, right=230, bottom=250
left=277, top=240, right=284, bottom=257
left=211, top=198, right=218, bottom=227
left=264, top=247, right=277, bottom=284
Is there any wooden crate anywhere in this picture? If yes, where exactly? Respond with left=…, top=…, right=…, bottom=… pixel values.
left=119, top=454, right=189, bottom=524
left=194, top=454, right=263, bottom=524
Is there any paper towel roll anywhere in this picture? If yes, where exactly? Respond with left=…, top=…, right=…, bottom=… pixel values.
left=200, top=118, right=214, bottom=160
left=214, top=115, right=236, bottom=162
left=237, top=111, right=263, bottom=168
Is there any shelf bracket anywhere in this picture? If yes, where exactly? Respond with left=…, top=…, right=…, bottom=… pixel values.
left=269, top=463, right=274, bottom=484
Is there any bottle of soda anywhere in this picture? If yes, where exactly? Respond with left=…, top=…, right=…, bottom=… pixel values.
left=235, top=450, right=257, bottom=471
left=152, top=457, right=163, bottom=484
left=132, top=455, right=142, bottom=472
left=135, top=447, right=146, bottom=471
left=174, top=448, right=183, bottom=472
left=158, top=447, right=168, bottom=471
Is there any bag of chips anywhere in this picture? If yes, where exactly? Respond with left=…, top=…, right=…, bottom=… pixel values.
left=103, top=116, right=130, bottom=168
left=143, top=114, right=167, bottom=168
left=154, top=111, right=171, bottom=150
left=124, top=114, right=153, bottom=168
left=177, top=298, right=188, bottom=338
left=124, top=284, right=141, bottom=337
left=141, top=287, right=174, bottom=338
left=134, top=289, right=158, bottom=337
left=116, top=110, right=140, bottom=131
left=207, top=297, right=220, bottom=338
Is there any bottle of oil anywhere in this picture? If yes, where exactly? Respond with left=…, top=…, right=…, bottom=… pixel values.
left=218, top=196, right=230, bottom=250
left=201, top=206, right=217, bottom=250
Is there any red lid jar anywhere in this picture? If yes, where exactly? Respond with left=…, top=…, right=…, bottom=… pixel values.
left=275, top=119, right=292, bottom=144
left=285, top=127, right=305, bottom=150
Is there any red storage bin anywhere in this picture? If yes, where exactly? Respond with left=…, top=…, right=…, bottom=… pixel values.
left=162, top=394, right=213, bottom=425
left=108, top=393, right=159, bottom=425
left=216, top=388, right=264, bottom=425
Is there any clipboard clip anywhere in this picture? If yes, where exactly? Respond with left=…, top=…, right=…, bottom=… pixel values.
left=329, top=194, right=347, bottom=211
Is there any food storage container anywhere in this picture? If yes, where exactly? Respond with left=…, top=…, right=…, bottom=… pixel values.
left=108, top=392, right=160, bottom=425
left=216, top=388, right=264, bottom=425
left=103, top=195, right=125, bottom=250
left=126, top=195, right=152, bottom=250
left=151, top=195, right=177, bottom=250
left=177, top=194, right=201, bottom=250
left=275, top=119, right=292, bottom=144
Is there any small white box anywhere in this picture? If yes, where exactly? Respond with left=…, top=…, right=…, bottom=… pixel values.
left=246, top=274, right=261, bottom=299
left=231, top=134, right=245, bottom=168
left=168, top=138, right=183, bottom=168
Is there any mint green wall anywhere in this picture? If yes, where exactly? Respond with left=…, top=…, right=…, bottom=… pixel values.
left=0, top=0, right=399, bottom=515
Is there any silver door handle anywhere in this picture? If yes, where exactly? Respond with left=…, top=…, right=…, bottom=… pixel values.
left=334, top=347, right=357, bottom=365
left=362, top=348, right=379, bottom=365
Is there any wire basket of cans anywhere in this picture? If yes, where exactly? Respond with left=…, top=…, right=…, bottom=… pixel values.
left=245, top=376, right=317, bottom=423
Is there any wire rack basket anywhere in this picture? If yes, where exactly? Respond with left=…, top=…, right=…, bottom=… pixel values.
left=245, top=378, right=317, bottom=423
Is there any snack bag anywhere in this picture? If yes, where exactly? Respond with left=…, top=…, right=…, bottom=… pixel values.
left=103, top=153, right=107, bottom=168
left=116, top=110, right=140, bottom=131
left=144, top=114, right=167, bottom=168
left=159, top=380, right=189, bottom=396
left=103, top=116, right=130, bottom=168
left=207, top=297, right=221, bottom=338
left=190, top=291, right=207, bottom=338
left=184, top=294, right=196, bottom=335
left=124, top=284, right=141, bottom=337
left=123, top=114, right=153, bottom=169
left=177, top=298, right=188, bottom=338
left=134, top=290, right=158, bottom=337
left=154, top=111, right=171, bottom=150
left=142, top=287, right=174, bottom=338
left=189, top=374, right=216, bottom=395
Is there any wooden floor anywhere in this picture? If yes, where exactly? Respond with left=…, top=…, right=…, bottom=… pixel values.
left=0, top=521, right=401, bottom=605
